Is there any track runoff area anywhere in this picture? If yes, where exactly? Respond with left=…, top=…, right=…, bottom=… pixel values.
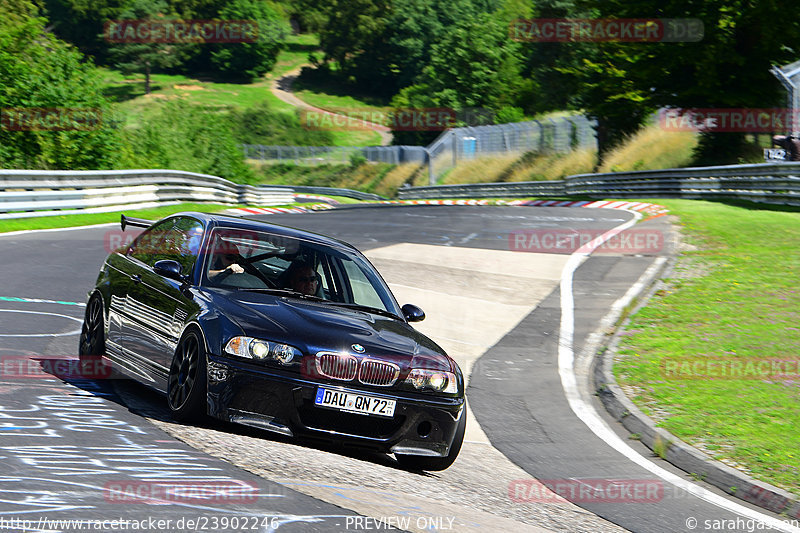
left=0, top=203, right=795, bottom=533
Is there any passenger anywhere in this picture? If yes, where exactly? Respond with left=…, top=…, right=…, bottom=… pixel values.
left=285, top=260, right=319, bottom=295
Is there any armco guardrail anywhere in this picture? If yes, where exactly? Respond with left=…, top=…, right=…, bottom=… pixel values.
left=287, top=185, right=386, bottom=202
left=398, top=163, right=800, bottom=206
left=0, top=169, right=381, bottom=220
left=398, top=180, right=567, bottom=199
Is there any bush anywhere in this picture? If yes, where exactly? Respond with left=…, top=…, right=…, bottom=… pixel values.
left=118, top=101, right=255, bottom=183
left=230, top=101, right=334, bottom=146
left=208, top=0, right=291, bottom=80
left=0, top=2, right=122, bottom=169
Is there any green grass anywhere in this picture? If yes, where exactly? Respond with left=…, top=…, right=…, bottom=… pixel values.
left=0, top=203, right=235, bottom=233
left=293, top=63, right=390, bottom=113
left=98, top=34, right=380, bottom=146
left=614, top=199, right=800, bottom=495
left=599, top=124, right=699, bottom=173
left=268, top=33, right=322, bottom=80
left=255, top=162, right=404, bottom=196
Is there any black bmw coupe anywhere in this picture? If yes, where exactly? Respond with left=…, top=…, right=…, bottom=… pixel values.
left=79, top=212, right=466, bottom=470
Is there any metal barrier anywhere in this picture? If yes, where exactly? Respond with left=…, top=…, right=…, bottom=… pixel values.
left=0, top=169, right=364, bottom=220
left=242, top=144, right=427, bottom=165
left=242, top=116, right=597, bottom=184
left=398, top=163, right=800, bottom=206
left=424, top=117, right=597, bottom=183
left=7, top=163, right=795, bottom=221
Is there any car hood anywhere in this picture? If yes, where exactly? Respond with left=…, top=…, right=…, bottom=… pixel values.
left=208, top=290, right=454, bottom=372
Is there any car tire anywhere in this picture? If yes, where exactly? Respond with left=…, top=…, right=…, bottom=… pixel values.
left=396, top=407, right=467, bottom=472
left=78, top=294, right=106, bottom=378
left=167, top=328, right=207, bottom=422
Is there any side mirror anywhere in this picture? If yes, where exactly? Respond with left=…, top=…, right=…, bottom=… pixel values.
left=153, top=260, right=185, bottom=282
left=402, top=303, right=425, bottom=323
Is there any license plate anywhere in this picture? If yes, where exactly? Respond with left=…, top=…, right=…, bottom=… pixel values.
left=314, top=387, right=396, bottom=418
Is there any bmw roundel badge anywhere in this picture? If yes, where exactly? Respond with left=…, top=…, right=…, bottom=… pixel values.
left=351, top=343, right=365, bottom=353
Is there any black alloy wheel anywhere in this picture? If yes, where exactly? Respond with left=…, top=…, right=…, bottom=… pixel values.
left=167, top=329, right=207, bottom=421
left=78, top=295, right=106, bottom=378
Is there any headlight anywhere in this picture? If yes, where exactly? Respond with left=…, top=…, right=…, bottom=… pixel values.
left=250, top=340, right=269, bottom=360
left=405, top=369, right=458, bottom=393
left=224, top=336, right=300, bottom=366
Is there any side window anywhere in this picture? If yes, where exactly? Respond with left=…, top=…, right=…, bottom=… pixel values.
left=128, top=217, right=204, bottom=275
left=168, top=218, right=204, bottom=274
left=127, top=219, right=174, bottom=265
left=340, top=258, right=385, bottom=309
left=152, top=217, right=204, bottom=274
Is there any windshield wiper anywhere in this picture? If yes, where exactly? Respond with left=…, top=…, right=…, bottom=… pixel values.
left=329, top=302, right=401, bottom=320
left=237, top=288, right=327, bottom=302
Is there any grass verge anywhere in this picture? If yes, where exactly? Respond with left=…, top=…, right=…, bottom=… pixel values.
left=0, top=203, right=235, bottom=233
left=613, top=199, right=800, bottom=495
left=599, top=126, right=698, bottom=173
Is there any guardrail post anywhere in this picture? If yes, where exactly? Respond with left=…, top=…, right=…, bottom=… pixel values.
left=426, top=148, right=435, bottom=186
left=452, top=130, right=458, bottom=167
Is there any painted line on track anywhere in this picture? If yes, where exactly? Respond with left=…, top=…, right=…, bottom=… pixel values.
left=0, top=309, right=82, bottom=337
left=0, top=296, right=85, bottom=307
left=556, top=210, right=800, bottom=532
left=0, top=222, right=117, bottom=238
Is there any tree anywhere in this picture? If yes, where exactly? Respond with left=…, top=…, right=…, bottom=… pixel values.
left=572, top=0, right=800, bottom=163
left=0, top=0, right=121, bottom=169
left=118, top=101, right=255, bottom=183
left=389, top=11, right=526, bottom=144
left=316, top=0, right=490, bottom=96
left=106, top=0, right=183, bottom=94
left=41, top=0, right=127, bottom=61
left=316, top=0, right=391, bottom=83
left=207, top=0, right=290, bottom=81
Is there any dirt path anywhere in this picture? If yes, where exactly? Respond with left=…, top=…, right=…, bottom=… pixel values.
left=270, top=67, right=393, bottom=145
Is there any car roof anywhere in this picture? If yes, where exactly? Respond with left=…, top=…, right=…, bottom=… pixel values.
left=173, top=211, right=358, bottom=252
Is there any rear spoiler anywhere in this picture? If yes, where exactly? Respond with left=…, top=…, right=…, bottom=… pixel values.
left=120, top=214, right=154, bottom=231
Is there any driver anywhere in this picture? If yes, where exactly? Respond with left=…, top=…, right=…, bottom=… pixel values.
left=208, top=238, right=244, bottom=279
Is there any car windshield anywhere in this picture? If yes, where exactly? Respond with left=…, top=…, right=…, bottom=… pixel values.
left=202, top=227, right=401, bottom=317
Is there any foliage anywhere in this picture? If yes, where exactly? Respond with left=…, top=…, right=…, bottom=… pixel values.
left=316, top=0, right=391, bottom=87
left=44, top=0, right=290, bottom=82
left=572, top=0, right=800, bottom=162
left=278, top=0, right=328, bottom=33
left=229, top=100, right=335, bottom=146
left=0, top=0, right=122, bottom=169
left=389, top=11, right=525, bottom=145
left=41, top=0, right=127, bottom=60
left=105, top=0, right=184, bottom=94
left=118, top=101, right=255, bottom=183
left=598, top=125, right=698, bottom=172
left=206, top=0, right=290, bottom=81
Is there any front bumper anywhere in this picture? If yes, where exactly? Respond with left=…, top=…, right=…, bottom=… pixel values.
left=206, top=355, right=465, bottom=456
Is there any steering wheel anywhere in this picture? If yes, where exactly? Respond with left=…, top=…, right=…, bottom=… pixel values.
left=214, top=254, right=276, bottom=288
left=239, top=258, right=277, bottom=288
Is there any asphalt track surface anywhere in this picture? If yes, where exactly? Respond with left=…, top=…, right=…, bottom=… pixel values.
left=0, top=205, right=792, bottom=533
